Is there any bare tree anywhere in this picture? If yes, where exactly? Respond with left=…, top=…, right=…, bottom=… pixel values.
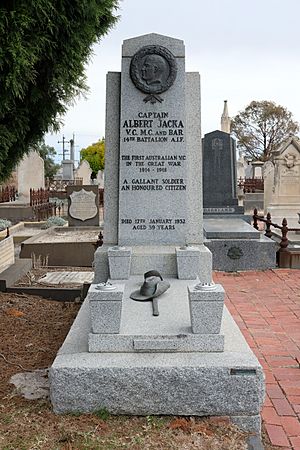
left=231, top=100, right=299, bottom=161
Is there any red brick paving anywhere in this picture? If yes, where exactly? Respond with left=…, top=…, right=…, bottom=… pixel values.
left=213, top=269, right=300, bottom=449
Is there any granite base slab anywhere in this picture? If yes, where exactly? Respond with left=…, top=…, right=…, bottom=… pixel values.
left=203, top=214, right=252, bottom=224
left=49, top=299, right=265, bottom=433
left=203, top=219, right=260, bottom=239
left=205, top=235, right=277, bottom=271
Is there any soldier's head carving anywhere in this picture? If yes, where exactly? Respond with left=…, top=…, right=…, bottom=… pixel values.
left=141, top=54, right=169, bottom=87
left=130, top=45, right=177, bottom=101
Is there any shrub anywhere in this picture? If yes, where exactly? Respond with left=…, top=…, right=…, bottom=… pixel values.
left=0, top=219, right=12, bottom=231
left=41, top=216, right=67, bottom=229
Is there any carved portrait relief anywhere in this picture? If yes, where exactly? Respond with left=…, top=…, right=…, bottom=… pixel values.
left=130, top=45, right=177, bottom=103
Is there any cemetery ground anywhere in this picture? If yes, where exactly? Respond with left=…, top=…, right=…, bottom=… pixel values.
left=1, top=271, right=299, bottom=449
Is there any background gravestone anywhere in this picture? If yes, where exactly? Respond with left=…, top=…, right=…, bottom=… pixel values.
left=202, top=130, right=243, bottom=215
left=74, top=160, right=93, bottom=185
left=67, top=185, right=99, bottom=226
left=17, top=151, right=45, bottom=203
left=266, top=137, right=300, bottom=224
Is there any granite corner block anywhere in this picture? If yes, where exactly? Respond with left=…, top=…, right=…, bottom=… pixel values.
left=90, top=300, right=122, bottom=334
left=189, top=301, right=224, bottom=334
left=176, top=246, right=201, bottom=279
left=88, top=282, right=124, bottom=334
left=108, top=246, right=132, bottom=279
left=188, top=283, right=224, bottom=334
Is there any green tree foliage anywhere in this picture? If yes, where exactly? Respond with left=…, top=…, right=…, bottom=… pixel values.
left=80, top=138, right=105, bottom=177
left=0, top=0, right=119, bottom=182
left=33, top=141, right=60, bottom=180
left=231, top=100, right=299, bottom=161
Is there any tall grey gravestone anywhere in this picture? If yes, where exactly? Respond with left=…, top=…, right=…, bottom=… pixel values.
left=97, top=33, right=209, bottom=279
left=50, top=34, right=264, bottom=434
left=202, top=130, right=244, bottom=216
left=119, top=37, right=189, bottom=245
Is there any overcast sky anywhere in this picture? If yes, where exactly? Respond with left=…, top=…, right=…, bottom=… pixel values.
left=45, top=0, right=300, bottom=164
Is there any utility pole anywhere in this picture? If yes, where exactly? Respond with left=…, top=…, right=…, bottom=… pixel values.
left=58, top=135, right=70, bottom=161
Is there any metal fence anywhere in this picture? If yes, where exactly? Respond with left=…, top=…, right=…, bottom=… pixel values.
left=238, top=177, right=264, bottom=193
left=0, top=185, right=17, bottom=203
left=253, top=208, right=300, bottom=267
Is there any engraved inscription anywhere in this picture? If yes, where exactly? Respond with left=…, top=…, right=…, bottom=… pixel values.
left=122, top=111, right=184, bottom=143
left=204, top=207, right=235, bottom=213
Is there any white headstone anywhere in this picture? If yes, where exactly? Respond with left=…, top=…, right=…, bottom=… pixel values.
left=74, top=160, right=92, bottom=185
left=17, top=151, right=45, bottom=203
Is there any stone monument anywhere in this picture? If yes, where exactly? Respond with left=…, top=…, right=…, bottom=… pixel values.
left=50, top=34, right=264, bottom=433
left=264, top=137, right=300, bottom=225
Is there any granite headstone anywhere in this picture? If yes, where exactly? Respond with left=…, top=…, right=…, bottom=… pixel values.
left=94, top=33, right=210, bottom=281
left=202, top=130, right=243, bottom=215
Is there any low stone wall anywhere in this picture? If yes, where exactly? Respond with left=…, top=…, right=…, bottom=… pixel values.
left=0, top=236, right=15, bottom=273
left=0, top=204, right=34, bottom=222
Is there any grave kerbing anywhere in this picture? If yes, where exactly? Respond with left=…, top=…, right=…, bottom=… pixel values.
left=49, top=34, right=264, bottom=433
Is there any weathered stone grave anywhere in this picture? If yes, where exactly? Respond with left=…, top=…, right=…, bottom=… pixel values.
left=74, top=159, right=93, bottom=185
left=20, top=226, right=100, bottom=266
left=17, top=150, right=45, bottom=203
left=50, top=34, right=264, bottom=433
left=67, top=185, right=99, bottom=226
left=0, top=151, right=45, bottom=222
left=264, top=137, right=300, bottom=225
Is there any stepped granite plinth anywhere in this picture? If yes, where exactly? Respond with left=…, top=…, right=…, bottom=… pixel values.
left=88, top=277, right=224, bottom=353
left=204, top=219, right=277, bottom=271
left=50, top=280, right=264, bottom=433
